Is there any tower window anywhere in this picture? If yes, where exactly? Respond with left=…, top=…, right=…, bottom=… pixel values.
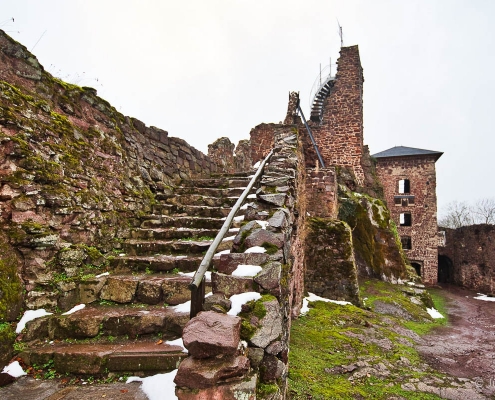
left=401, top=236, right=412, bottom=250
left=398, top=179, right=410, bottom=194
left=400, top=212, right=412, bottom=226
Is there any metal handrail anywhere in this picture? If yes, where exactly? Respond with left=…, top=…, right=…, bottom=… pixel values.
left=297, top=101, right=325, bottom=169
left=189, top=149, right=274, bottom=318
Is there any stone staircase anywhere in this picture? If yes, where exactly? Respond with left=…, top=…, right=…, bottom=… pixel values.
left=16, top=172, right=256, bottom=378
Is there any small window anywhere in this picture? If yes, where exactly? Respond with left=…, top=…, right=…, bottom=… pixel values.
left=398, top=179, right=410, bottom=194
left=394, top=196, right=415, bottom=206
left=401, top=236, right=412, bottom=250
left=400, top=212, right=412, bottom=226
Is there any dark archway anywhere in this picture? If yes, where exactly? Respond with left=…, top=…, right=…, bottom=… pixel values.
left=411, top=262, right=422, bottom=276
left=438, top=255, right=454, bottom=283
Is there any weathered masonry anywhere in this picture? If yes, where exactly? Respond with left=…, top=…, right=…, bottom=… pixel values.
left=373, top=146, right=443, bottom=283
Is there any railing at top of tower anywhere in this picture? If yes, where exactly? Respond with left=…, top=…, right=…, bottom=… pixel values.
left=188, top=149, right=274, bottom=319
left=308, top=64, right=337, bottom=110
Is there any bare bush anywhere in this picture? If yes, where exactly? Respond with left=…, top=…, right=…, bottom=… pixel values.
left=439, top=198, right=495, bottom=228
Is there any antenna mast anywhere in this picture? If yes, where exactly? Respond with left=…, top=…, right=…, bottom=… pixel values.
left=337, top=20, right=343, bottom=47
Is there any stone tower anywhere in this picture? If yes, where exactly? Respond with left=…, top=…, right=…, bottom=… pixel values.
left=372, top=146, right=443, bottom=283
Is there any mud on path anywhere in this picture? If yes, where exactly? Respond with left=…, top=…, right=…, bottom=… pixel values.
left=417, top=284, right=495, bottom=397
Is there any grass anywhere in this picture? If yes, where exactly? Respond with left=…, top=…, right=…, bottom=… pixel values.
left=288, top=279, right=450, bottom=399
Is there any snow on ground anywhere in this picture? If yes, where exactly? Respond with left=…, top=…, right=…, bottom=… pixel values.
left=300, top=293, right=352, bottom=316
left=229, top=227, right=240, bottom=233
left=244, top=246, right=266, bottom=253
left=222, top=235, right=236, bottom=241
left=234, top=215, right=245, bottom=222
left=240, top=202, right=253, bottom=210
left=2, top=361, right=26, bottom=378
left=228, top=292, right=262, bottom=316
left=232, top=265, right=262, bottom=277
left=247, top=194, right=257, bottom=199
left=62, top=304, right=85, bottom=315
left=255, top=220, right=269, bottom=229
left=172, top=293, right=212, bottom=313
left=214, top=249, right=231, bottom=258
left=252, top=161, right=261, bottom=169
left=127, top=369, right=178, bottom=400
left=165, top=338, right=188, bottom=353
left=474, top=293, right=495, bottom=302
left=427, top=307, right=445, bottom=319
left=95, top=272, right=110, bottom=278
left=16, top=309, right=53, bottom=333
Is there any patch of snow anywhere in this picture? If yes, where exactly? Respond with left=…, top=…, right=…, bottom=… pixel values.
left=244, top=246, right=267, bottom=253
left=427, top=307, right=444, bottom=319
left=175, top=255, right=188, bottom=259
left=229, top=227, right=240, bottom=233
left=252, top=161, right=261, bottom=169
left=165, top=338, right=188, bottom=353
left=474, top=294, right=495, bottom=302
left=2, top=361, right=26, bottom=378
left=171, top=301, right=190, bottom=313
left=300, top=293, right=352, bottom=316
left=232, top=265, right=262, bottom=277
left=248, top=174, right=255, bottom=178
left=16, top=309, right=53, bottom=333
left=139, top=310, right=150, bottom=314
left=406, top=281, right=416, bottom=286
left=222, top=235, right=236, bottom=242
left=62, top=304, right=85, bottom=315
left=127, top=370, right=178, bottom=400
left=228, top=292, right=262, bottom=316
left=247, top=194, right=257, bottom=199
left=255, top=220, right=269, bottom=229
left=234, top=215, right=245, bottom=222
left=95, top=272, right=110, bottom=278
left=119, top=253, right=126, bottom=257
left=214, top=249, right=231, bottom=258
left=240, top=202, right=253, bottom=210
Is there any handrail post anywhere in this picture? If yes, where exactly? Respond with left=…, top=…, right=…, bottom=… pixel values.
left=190, top=276, right=205, bottom=319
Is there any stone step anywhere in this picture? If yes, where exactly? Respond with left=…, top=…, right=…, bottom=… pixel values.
left=23, top=305, right=190, bottom=342
left=210, top=171, right=253, bottom=178
left=19, top=340, right=187, bottom=376
left=109, top=254, right=202, bottom=272
left=140, top=216, right=225, bottom=230
left=122, top=239, right=212, bottom=256
left=180, top=177, right=251, bottom=188
left=167, top=194, right=238, bottom=207
left=97, top=274, right=211, bottom=306
left=167, top=204, right=234, bottom=218
left=130, top=227, right=221, bottom=241
left=174, top=186, right=252, bottom=197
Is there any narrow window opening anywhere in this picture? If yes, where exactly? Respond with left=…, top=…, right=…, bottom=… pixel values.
left=400, top=212, right=412, bottom=226
left=401, top=236, right=412, bottom=250
left=398, top=179, right=410, bottom=194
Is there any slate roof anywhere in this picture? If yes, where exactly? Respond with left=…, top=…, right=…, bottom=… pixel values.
left=372, top=146, right=443, bottom=161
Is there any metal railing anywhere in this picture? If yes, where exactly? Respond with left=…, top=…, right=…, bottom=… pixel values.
left=308, top=64, right=336, bottom=110
left=189, top=149, right=274, bottom=318
left=296, top=101, right=325, bottom=169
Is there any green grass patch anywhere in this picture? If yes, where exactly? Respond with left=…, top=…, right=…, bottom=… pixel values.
left=289, top=280, right=449, bottom=399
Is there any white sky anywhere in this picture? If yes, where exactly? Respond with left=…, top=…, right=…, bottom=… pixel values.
left=2, top=0, right=494, bottom=215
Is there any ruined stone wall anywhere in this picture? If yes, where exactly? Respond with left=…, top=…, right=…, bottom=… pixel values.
left=439, top=225, right=495, bottom=294
left=305, top=168, right=337, bottom=218
left=309, top=46, right=365, bottom=185
left=0, top=29, right=216, bottom=318
left=375, top=155, right=439, bottom=284
left=249, top=123, right=278, bottom=164
left=208, top=137, right=235, bottom=173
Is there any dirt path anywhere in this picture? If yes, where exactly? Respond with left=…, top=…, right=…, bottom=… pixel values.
left=417, top=284, right=495, bottom=398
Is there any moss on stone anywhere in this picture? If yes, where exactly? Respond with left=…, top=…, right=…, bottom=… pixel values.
left=0, top=234, right=23, bottom=322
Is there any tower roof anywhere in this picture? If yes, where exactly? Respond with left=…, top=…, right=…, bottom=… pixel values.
left=372, top=146, right=443, bottom=161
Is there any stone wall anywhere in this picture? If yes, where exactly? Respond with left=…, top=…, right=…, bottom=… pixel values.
left=208, top=137, right=235, bottom=173
left=438, top=225, right=495, bottom=294
left=375, top=155, right=440, bottom=284
left=305, top=168, right=337, bottom=218
left=249, top=123, right=279, bottom=164
left=308, top=46, right=365, bottom=185
left=0, top=29, right=216, bottom=319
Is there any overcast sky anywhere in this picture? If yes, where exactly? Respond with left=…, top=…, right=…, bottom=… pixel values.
left=2, top=0, right=494, bottom=216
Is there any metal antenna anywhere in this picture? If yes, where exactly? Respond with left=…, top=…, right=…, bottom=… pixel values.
left=337, top=19, right=343, bottom=47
